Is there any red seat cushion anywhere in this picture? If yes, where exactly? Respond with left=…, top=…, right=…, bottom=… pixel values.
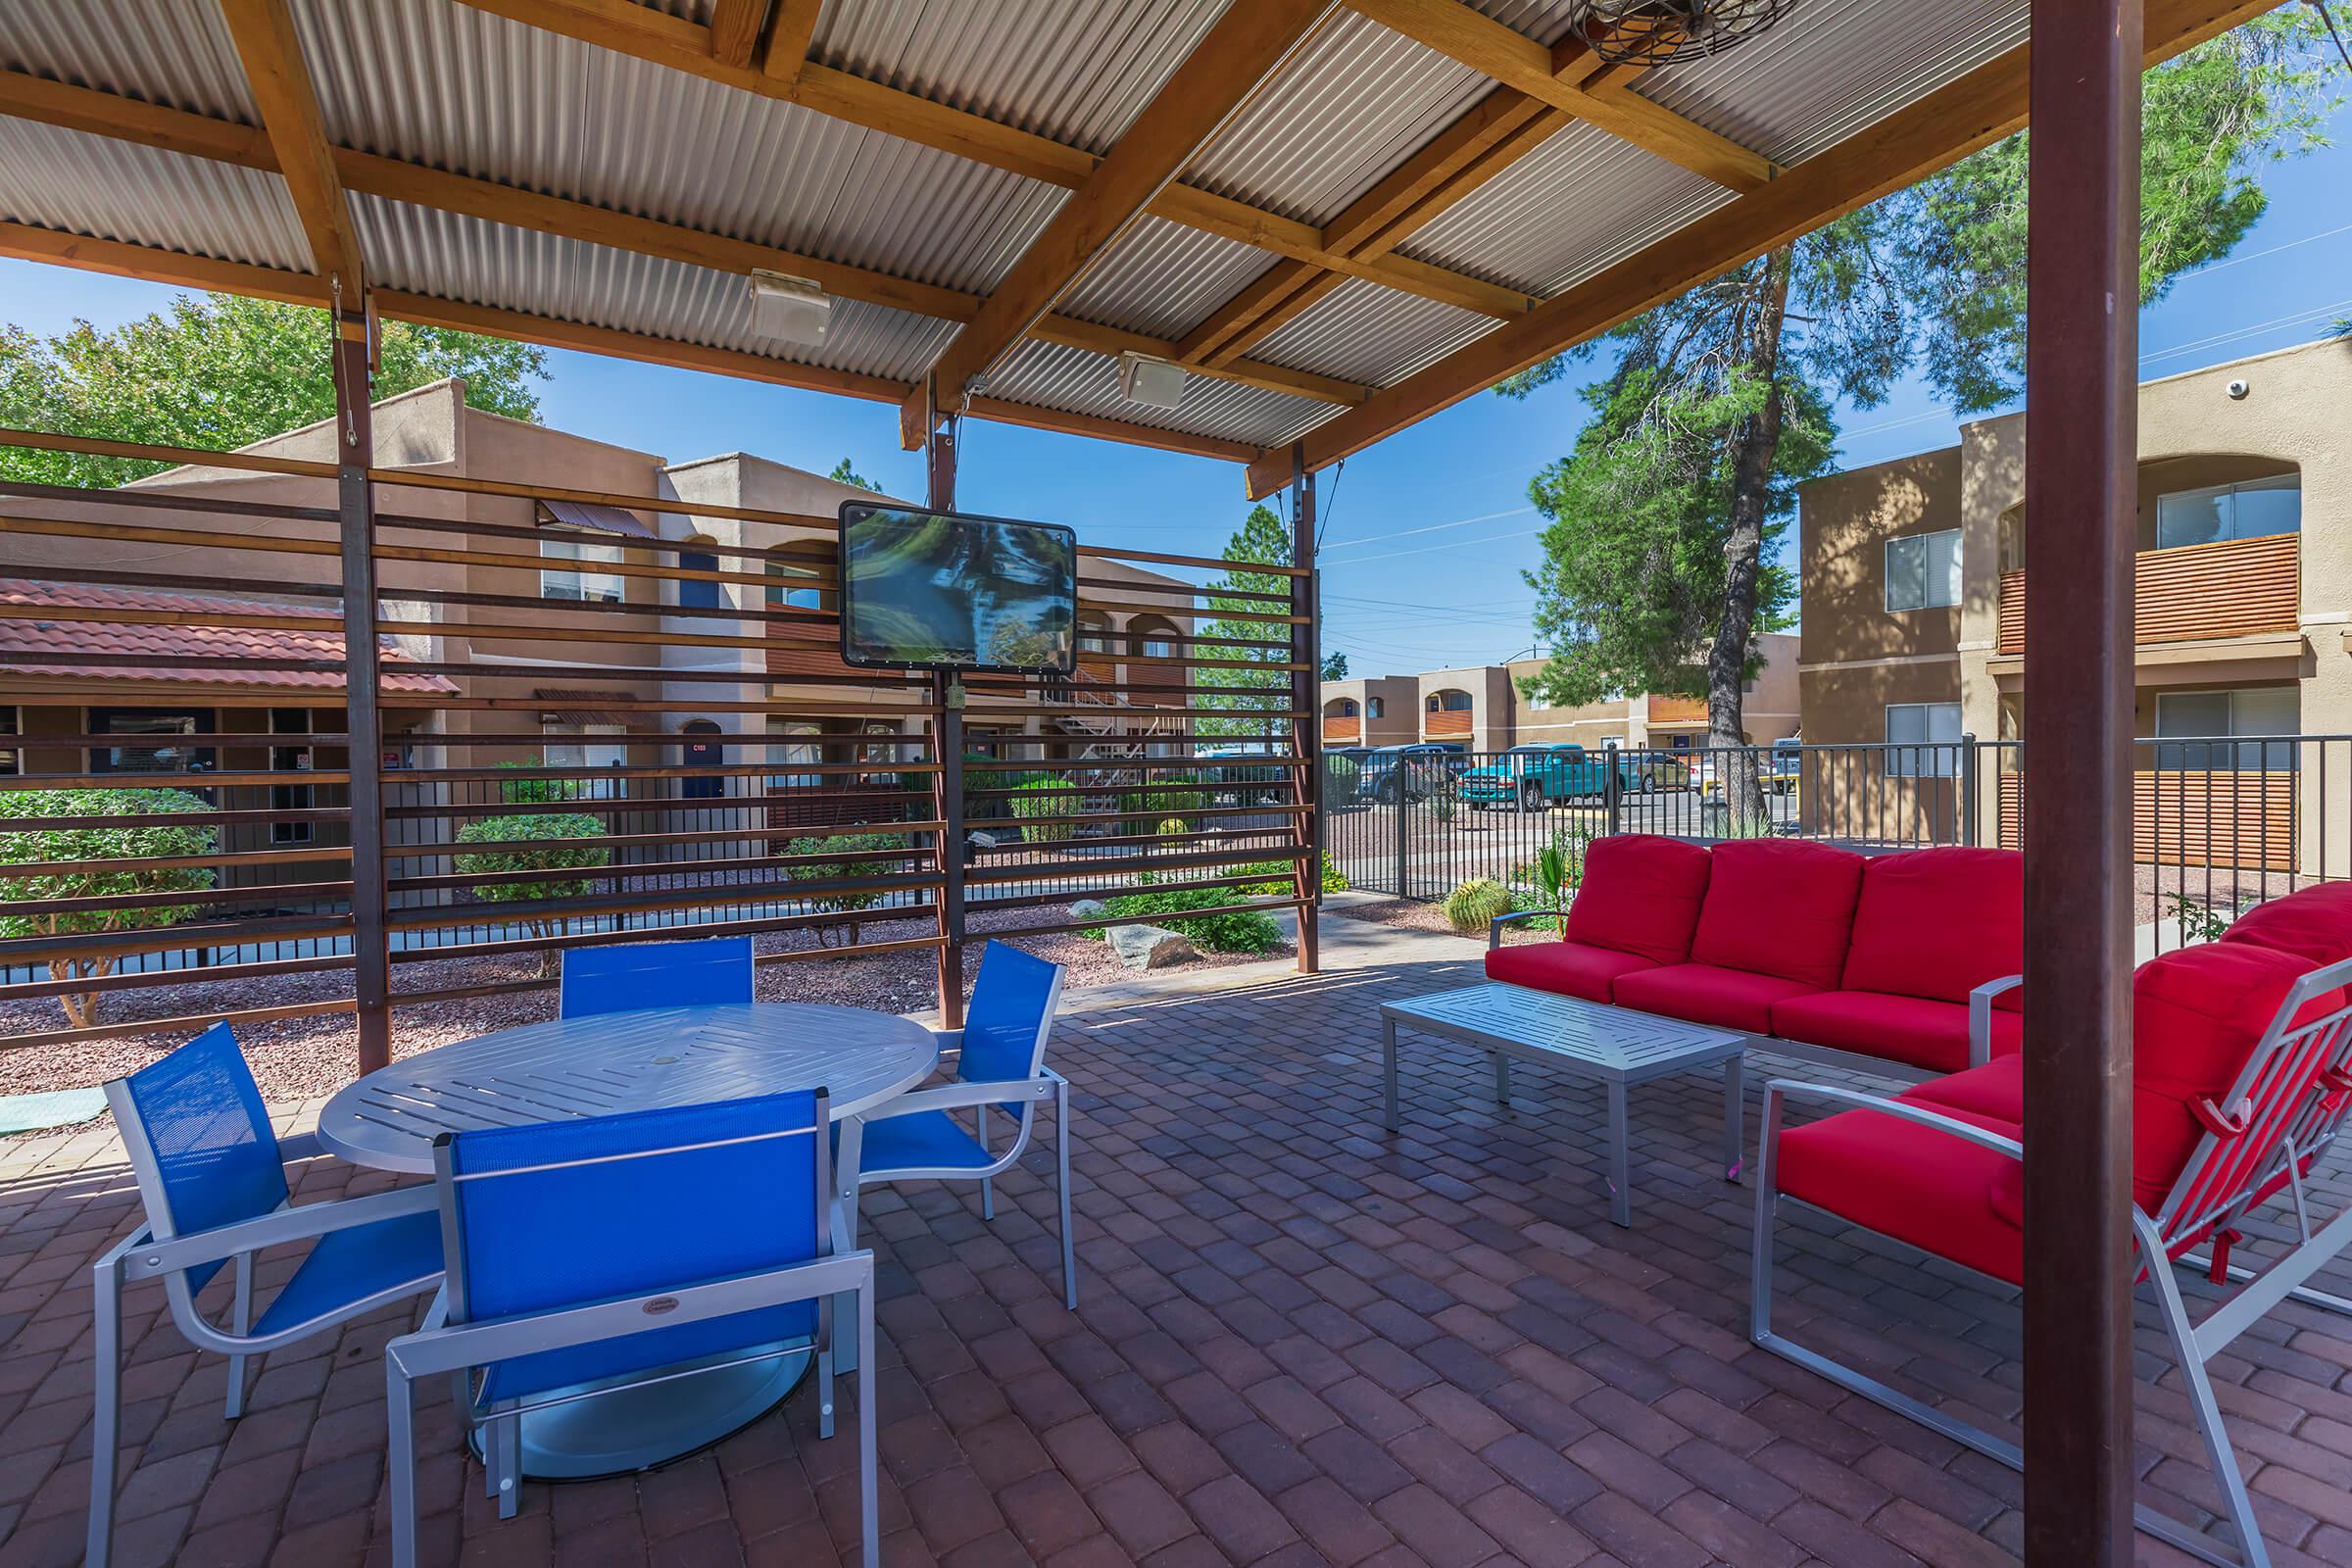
left=2221, top=883, right=2352, bottom=970
left=1564, top=834, right=1713, bottom=965
left=1776, top=1101, right=2024, bottom=1286
left=1484, top=941, right=1655, bottom=1004
left=1687, top=839, right=1864, bottom=990
left=1612, top=962, right=1819, bottom=1035
left=1905, top=1054, right=2026, bottom=1122
left=1839, top=848, right=2024, bottom=1004
left=2132, top=942, right=2344, bottom=1215
left=1768, top=990, right=2020, bottom=1075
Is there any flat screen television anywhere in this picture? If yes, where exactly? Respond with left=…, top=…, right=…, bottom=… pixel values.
left=836, top=503, right=1078, bottom=673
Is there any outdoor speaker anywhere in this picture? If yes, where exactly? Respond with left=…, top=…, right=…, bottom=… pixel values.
left=1116, top=351, right=1187, bottom=410
left=748, top=270, right=831, bottom=345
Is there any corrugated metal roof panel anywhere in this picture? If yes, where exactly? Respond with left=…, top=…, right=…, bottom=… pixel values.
left=811, top=0, right=1233, bottom=156
left=981, top=339, right=1332, bottom=450
left=1055, top=219, right=1280, bottom=341
left=0, top=0, right=255, bottom=120
left=1399, top=120, right=1737, bottom=297
left=1633, top=0, right=2030, bottom=168
left=352, top=196, right=959, bottom=384
left=1250, top=278, right=1494, bottom=388
left=0, top=119, right=310, bottom=271
left=1187, top=11, right=1494, bottom=225
left=295, top=0, right=1068, bottom=297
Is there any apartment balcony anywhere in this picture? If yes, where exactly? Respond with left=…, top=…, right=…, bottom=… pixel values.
left=1424, top=709, right=1473, bottom=739
left=1324, top=713, right=1362, bottom=743
left=1998, top=768, right=2297, bottom=871
left=1646, top=694, right=1707, bottom=725
left=1995, top=531, right=2298, bottom=656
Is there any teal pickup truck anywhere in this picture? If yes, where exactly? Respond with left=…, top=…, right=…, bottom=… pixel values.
left=1460, top=744, right=1644, bottom=810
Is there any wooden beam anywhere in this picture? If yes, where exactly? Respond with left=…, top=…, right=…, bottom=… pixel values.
left=707, top=0, right=767, bottom=69
left=219, top=0, right=365, bottom=289
left=898, top=0, right=1336, bottom=447
left=1343, top=0, right=1774, bottom=192
left=0, top=74, right=1369, bottom=407
left=761, top=0, right=824, bottom=82
left=0, top=221, right=327, bottom=306
left=444, top=0, right=1525, bottom=320
left=1244, top=0, right=2283, bottom=496
left=2021, top=0, right=2141, bottom=1559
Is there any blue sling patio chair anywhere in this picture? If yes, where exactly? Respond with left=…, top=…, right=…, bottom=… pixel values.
left=837, top=942, right=1077, bottom=1308
left=560, top=933, right=755, bottom=1017
left=383, top=1090, right=877, bottom=1568
left=89, top=1021, right=445, bottom=1568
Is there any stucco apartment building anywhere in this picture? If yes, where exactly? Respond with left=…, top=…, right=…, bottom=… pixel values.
left=0, top=378, right=1194, bottom=882
left=1797, top=338, right=2349, bottom=866
left=1320, top=633, right=1798, bottom=755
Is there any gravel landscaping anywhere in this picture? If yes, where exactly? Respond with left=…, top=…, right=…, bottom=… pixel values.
left=0, top=902, right=1289, bottom=1109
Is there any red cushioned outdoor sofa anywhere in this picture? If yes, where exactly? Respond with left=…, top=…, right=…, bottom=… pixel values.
left=1487, top=834, right=2025, bottom=1077
left=1746, top=882, right=2352, bottom=1568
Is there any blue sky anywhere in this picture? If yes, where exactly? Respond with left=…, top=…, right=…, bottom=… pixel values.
left=3, top=108, right=2347, bottom=678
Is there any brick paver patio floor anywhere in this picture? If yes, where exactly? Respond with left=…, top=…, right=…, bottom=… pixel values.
left=6, top=917, right=2352, bottom=1567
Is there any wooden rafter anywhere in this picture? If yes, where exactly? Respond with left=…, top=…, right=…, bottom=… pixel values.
left=219, top=0, right=364, bottom=291
left=1242, top=0, right=2286, bottom=497
left=897, top=0, right=1337, bottom=448
left=1344, top=0, right=1775, bottom=192
left=0, top=220, right=1265, bottom=466
left=443, top=0, right=1529, bottom=321
left=707, top=0, right=768, bottom=69
left=761, top=0, right=824, bottom=82
left=0, top=73, right=1369, bottom=410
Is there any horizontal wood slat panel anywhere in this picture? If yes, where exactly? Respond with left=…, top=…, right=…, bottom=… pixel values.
left=1424, top=710, right=1473, bottom=738
left=1997, top=771, right=2297, bottom=872
left=1997, top=532, right=2298, bottom=656
left=1324, top=716, right=1362, bottom=743
left=1646, top=695, right=1706, bottom=725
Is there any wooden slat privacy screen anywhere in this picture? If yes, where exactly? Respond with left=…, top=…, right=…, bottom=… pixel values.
left=1996, top=530, right=2298, bottom=655
left=0, top=422, right=1319, bottom=1065
left=1998, top=770, right=2296, bottom=871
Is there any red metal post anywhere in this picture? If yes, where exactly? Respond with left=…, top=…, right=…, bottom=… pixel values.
left=331, top=299, right=391, bottom=1076
left=928, top=420, right=966, bottom=1028
left=2022, top=2, right=2141, bottom=1562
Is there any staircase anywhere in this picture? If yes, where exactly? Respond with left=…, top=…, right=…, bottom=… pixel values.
left=1050, top=662, right=1181, bottom=837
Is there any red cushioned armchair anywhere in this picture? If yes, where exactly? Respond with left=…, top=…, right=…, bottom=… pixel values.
left=1750, top=936, right=2352, bottom=1568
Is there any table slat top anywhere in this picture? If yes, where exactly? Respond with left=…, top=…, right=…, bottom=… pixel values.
left=1383, top=984, right=1741, bottom=1074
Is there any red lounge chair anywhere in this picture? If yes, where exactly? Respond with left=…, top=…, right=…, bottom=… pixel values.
left=1749, top=941, right=2352, bottom=1568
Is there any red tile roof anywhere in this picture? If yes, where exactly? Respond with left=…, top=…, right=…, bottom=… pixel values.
left=0, top=579, right=461, bottom=694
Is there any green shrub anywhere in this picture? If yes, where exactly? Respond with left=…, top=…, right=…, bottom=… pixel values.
left=455, top=812, right=611, bottom=975
left=1009, top=778, right=1081, bottom=843
left=1091, top=885, right=1283, bottom=955
left=1442, top=877, right=1513, bottom=934
left=1235, top=853, right=1348, bottom=897
left=0, top=788, right=218, bottom=1027
left=493, top=758, right=583, bottom=806
left=786, top=833, right=907, bottom=945
left=1155, top=816, right=1190, bottom=839
left=1122, top=773, right=1206, bottom=835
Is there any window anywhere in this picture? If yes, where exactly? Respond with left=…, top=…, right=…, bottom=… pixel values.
left=543, top=722, right=627, bottom=797
left=1076, top=622, right=1111, bottom=655
left=541, top=535, right=626, bottom=603
left=1331, top=700, right=1358, bottom=717
left=89, top=709, right=213, bottom=775
left=1885, top=529, right=1961, bottom=612
left=766, top=719, right=821, bottom=790
left=1141, top=632, right=1177, bottom=660
left=766, top=564, right=826, bottom=610
left=270, top=707, right=314, bottom=845
left=677, top=542, right=720, bottom=611
left=1427, top=691, right=1472, bottom=711
left=2154, top=687, right=2298, bottom=771
left=0, top=707, right=17, bottom=777
left=2155, top=475, right=2300, bottom=551
left=1886, top=702, right=1963, bottom=777
left=1366, top=697, right=1384, bottom=719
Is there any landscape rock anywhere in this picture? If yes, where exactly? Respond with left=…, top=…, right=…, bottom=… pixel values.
left=1107, top=923, right=1196, bottom=969
left=1069, top=898, right=1108, bottom=919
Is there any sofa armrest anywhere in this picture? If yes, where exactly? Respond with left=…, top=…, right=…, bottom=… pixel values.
left=1763, top=1078, right=2024, bottom=1164
left=1489, top=909, right=1548, bottom=951
left=1968, top=975, right=2024, bottom=1067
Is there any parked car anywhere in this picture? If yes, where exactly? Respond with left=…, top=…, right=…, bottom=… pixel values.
left=1460, top=744, right=1645, bottom=810
left=1356, top=743, right=1464, bottom=804
left=1697, top=741, right=1804, bottom=796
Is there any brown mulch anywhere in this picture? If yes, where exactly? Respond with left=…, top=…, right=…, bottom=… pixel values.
left=0, top=903, right=1287, bottom=1107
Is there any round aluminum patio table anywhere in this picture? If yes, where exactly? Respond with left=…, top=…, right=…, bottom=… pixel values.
left=316, top=1001, right=937, bottom=1481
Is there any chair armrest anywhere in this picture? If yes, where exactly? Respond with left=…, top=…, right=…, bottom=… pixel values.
left=1489, top=909, right=1548, bottom=951
left=860, top=1078, right=1054, bottom=1121
left=276, top=1130, right=325, bottom=1163
left=932, top=1028, right=964, bottom=1060
left=1763, top=1078, right=2024, bottom=1161
left=1968, top=975, right=2024, bottom=1068
left=122, top=1183, right=441, bottom=1283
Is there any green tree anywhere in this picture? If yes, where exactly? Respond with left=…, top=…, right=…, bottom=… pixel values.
left=0, top=293, right=548, bottom=488
left=1198, top=503, right=1295, bottom=741
left=1503, top=13, right=2342, bottom=822
left=829, top=458, right=884, bottom=492
left=0, top=789, right=218, bottom=1028
left=1319, top=651, right=1348, bottom=681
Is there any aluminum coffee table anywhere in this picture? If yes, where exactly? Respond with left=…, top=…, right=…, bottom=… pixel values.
left=318, top=1001, right=936, bottom=1479
left=1379, top=983, right=1745, bottom=1227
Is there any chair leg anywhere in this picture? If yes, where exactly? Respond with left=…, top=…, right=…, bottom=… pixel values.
left=1057, top=1077, right=1078, bottom=1311
left=493, top=1407, right=520, bottom=1519
left=977, top=1105, right=995, bottom=1222
left=817, top=1292, right=837, bottom=1442
left=225, top=1250, right=254, bottom=1420
left=87, top=1253, right=123, bottom=1568
left=2144, top=1220, right=2273, bottom=1568
left=857, top=1276, right=879, bottom=1568
left=387, top=1357, right=418, bottom=1568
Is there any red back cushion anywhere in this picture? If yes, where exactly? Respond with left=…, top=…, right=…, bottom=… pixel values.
left=1564, top=835, right=1713, bottom=965
left=2221, top=883, right=2352, bottom=970
left=1688, top=839, right=1865, bottom=990
left=2131, top=942, right=2342, bottom=1213
left=1839, top=848, right=2024, bottom=1004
